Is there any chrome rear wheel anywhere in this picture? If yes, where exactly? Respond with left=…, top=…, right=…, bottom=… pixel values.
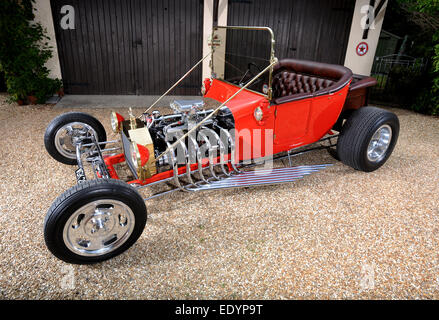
left=337, top=107, right=399, bottom=172
left=367, top=124, right=392, bottom=163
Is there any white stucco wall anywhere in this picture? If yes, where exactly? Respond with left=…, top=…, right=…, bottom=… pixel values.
left=202, top=0, right=214, bottom=81
left=344, top=0, right=388, bottom=76
left=202, top=0, right=228, bottom=80
left=33, top=0, right=62, bottom=79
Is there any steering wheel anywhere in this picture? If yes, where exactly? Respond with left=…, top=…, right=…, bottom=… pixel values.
left=247, top=62, right=262, bottom=77
left=239, top=62, right=263, bottom=87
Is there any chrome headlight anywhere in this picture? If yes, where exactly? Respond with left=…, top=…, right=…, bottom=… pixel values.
left=111, top=112, right=124, bottom=133
left=254, top=106, right=264, bottom=121
left=130, top=142, right=140, bottom=169
left=130, top=142, right=150, bottom=170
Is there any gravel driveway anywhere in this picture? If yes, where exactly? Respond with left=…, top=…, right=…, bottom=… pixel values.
left=1, top=93, right=438, bottom=299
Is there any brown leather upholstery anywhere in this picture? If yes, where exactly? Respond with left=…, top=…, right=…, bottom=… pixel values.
left=272, top=59, right=353, bottom=104
left=342, top=74, right=377, bottom=111
left=349, top=74, right=377, bottom=91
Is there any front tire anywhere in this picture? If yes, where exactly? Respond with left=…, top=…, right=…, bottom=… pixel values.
left=44, top=179, right=147, bottom=264
left=336, top=106, right=399, bottom=172
left=44, top=112, right=107, bottom=165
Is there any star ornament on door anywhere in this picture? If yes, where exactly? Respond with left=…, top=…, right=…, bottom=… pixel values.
left=356, top=42, right=369, bottom=56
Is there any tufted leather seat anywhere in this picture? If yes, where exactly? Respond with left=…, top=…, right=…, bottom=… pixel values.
left=272, top=59, right=353, bottom=104
left=272, top=72, right=335, bottom=97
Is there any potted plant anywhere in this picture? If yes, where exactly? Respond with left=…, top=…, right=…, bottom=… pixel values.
left=0, top=0, right=62, bottom=106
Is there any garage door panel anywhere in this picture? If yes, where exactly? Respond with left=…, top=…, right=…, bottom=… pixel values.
left=227, top=0, right=355, bottom=66
left=51, top=0, right=203, bottom=95
left=131, top=0, right=203, bottom=95
left=51, top=0, right=137, bottom=94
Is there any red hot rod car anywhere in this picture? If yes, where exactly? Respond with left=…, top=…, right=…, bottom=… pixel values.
left=43, top=26, right=399, bottom=264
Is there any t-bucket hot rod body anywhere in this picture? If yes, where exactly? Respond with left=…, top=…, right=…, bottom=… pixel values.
left=43, top=26, right=399, bottom=264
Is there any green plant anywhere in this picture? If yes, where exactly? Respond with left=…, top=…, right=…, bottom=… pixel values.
left=387, top=64, right=438, bottom=114
left=395, top=0, right=439, bottom=115
left=388, top=65, right=425, bottom=98
left=0, top=0, right=62, bottom=104
left=430, top=36, right=439, bottom=114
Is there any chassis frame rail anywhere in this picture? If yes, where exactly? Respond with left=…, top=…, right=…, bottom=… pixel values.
left=74, top=131, right=338, bottom=201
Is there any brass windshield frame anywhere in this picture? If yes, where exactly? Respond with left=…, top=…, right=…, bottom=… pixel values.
left=143, top=26, right=277, bottom=115
left=211, top=25, right=276, bottom=100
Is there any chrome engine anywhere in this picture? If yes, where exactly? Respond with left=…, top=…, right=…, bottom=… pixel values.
left=140, top=99, right=236, bottom=178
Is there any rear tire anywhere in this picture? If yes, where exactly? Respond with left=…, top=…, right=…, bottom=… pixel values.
left=336, top=106, right=399, bottom=172
left=327, top=147, right=340, bottom=161
left=44, top=112, right=107, bottom=165
left=44, top=179, right=147, bottom=264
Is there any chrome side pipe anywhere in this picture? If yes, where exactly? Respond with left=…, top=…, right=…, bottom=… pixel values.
left=140, top=133, right=337, bottom=199
left=190, top=165, right=332, bottom=191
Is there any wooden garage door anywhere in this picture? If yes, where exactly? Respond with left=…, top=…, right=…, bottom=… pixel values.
left=51, top=0, right=204, bottom=95
left=226, top=0, right=355, bottom=65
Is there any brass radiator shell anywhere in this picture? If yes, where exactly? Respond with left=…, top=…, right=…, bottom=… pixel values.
left=127, top=127, right=157, bottom=179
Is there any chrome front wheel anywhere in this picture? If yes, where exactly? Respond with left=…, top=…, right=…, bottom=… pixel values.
left=63, top=199, right=136, bottom=257
left=44, top=112, right=107, bottom=165
left=54, top=122, right=98, bottom=160
left=44, top=179, right=147, bottom=264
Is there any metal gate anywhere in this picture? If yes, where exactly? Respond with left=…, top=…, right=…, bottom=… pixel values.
left=370, top=54, right=428, bottom=103
left=51, top=0, right=204, bottom=95
left=226, top=0, right=355, bottom=65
